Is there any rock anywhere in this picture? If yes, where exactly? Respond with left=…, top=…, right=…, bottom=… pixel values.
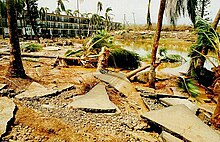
left=94, top=72, right=134, bottom=96
left=0, top=84, right=7, bottom=91
left=159, top=98, right=198, bottom=114
left=15, top=82, right=58, bottom=99
left=0, top=97, right=16, bottom=137
left=67, top=83, right=118, bottom=113
left=160, top=131, right=183, bottom=142
left=142, top=105, right=220, bottom=142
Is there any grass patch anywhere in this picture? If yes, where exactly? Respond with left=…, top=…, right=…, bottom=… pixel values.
left=21, top=43, right=43, bottom=52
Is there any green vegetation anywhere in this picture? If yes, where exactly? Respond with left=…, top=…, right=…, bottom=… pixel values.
left=21, top=43, right=43, bottom=52
left=108, top=48, right=140, bottom=69
left=188, top=18, right=219, bottom=87
left=159, top=47, right=186, bottom=63
left=177, top=76, right=200, bottom=98
left=65, top=30, right=140, bottom=69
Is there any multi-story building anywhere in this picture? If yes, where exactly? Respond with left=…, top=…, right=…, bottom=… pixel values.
left=0, top=12, right=122, bottom=38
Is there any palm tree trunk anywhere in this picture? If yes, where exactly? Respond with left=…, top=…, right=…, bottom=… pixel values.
left=212, top=9, right=220, bottom=30
left=6, top=0, right=26, bottom=78
left=147, top=0, right=152, bottom=29
left=201, top=0, right=205, bottom=18
left=26, top=0, right=40, bottom=43
left=149, top=0, right=166, bottom=88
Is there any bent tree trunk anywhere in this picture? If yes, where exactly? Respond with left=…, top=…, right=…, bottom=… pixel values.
left=212, top=9, right=220, bottom=30
left=149, top=0, right=166, bottom=88
left=26, top=0, right=40, bottom=43
left=6, top=0, right=26, bottom=78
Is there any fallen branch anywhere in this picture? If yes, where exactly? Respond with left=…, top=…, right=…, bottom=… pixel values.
left=126, top=65, right=150, bottom=79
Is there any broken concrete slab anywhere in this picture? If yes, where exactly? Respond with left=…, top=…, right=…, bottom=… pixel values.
left=67, top=83, right=118, bottom=113
left=160, top=131, right=183, bottom=142
left=159, top=98, right=198, bottom=114
left=15, top=82, right=57, bottom=99
left=0, top=84, right=7, bottom=91
left=94, top=72, right=133, bottom=96
left=142, top=105, right=220, bottom=142
left=0, top=97, right=16, bottom=138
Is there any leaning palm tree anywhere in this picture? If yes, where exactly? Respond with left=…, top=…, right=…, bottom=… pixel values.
left=6, top=0, right=26, bottom=78
left=148, top=0, right=166, bottom=88
left=212, top=9, right=220, bottom=30
left=149, top=0, right=198, bottom=88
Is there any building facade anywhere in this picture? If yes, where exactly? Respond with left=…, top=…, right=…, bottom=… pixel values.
left=1, top=12, right=122, bottom=38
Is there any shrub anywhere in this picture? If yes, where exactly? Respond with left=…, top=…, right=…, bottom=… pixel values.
left=21, top=43, right=43, bottom=52
left=108, top=48, right=140, bottom=69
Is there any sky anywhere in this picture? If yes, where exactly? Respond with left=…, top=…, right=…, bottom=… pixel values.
left=38, top=0, right=220, bottom=25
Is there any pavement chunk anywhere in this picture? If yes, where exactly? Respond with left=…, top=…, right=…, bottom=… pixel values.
left=159, top=98, right=198, bottom=114
left=94, top=72, right=133, bottom=96
left=16, top=82, right=57, bottom=99
left=67, top=83, right=118, bottom=113
left=142, top=105, right=220, bottom=142
left=0, top=97, right=16, bottom=137
left=160, top=131, right=183, bottom=142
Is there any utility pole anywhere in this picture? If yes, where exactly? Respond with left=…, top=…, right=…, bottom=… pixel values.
left=132, top=12, right=136, bottom=25
left=123, top=14, right=126, bottom=29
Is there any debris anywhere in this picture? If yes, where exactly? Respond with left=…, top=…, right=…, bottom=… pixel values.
left=94, top=72, right=133, bottom=96
left=15, top=82, right=58, bottom=99
left=126, top=65, right=150, bottom=79
left=0, top=84, right=7, bottom=91
left=159, top=98, right=199, bottom=114
left=67, top=83, right=119, bottom=113
left=0, top=97, right=16, bottom=138
left=142, top=105, right=220, bottom=142
left=141, top=92, right=188, bottom=99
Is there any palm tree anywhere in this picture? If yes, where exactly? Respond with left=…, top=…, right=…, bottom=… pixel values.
left=148, top=0, right=166, bottom=88
left=97, top=1, right=103, bottom=15
left=6, top=0, right=26, bottom=78
left=149, top=0, right=199, bottom=88
left=65, top=9, right=73, bottom=16
left=39, top=7, right=49, bottom=37
left=26, top=0, right=40, bottom=43
left=146, top=0, right=152, bottom=29
left=165, top=0, right=197, bottom=26
left=0, top=0, right=7, bottom=38
left=104, top=7, right=113, bottom=31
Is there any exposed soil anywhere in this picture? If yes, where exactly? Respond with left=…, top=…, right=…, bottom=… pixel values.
left=0, top=35, right=219, bottom=141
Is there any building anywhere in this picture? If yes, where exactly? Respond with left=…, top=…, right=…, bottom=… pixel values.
left=0, top=12, right=122, bottom=38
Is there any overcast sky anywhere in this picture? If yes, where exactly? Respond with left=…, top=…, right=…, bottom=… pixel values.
left=38, top=0, right=219, bottom=25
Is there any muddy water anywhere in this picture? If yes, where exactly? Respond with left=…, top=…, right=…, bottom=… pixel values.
left=116, top=39, right=217, bottom=73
